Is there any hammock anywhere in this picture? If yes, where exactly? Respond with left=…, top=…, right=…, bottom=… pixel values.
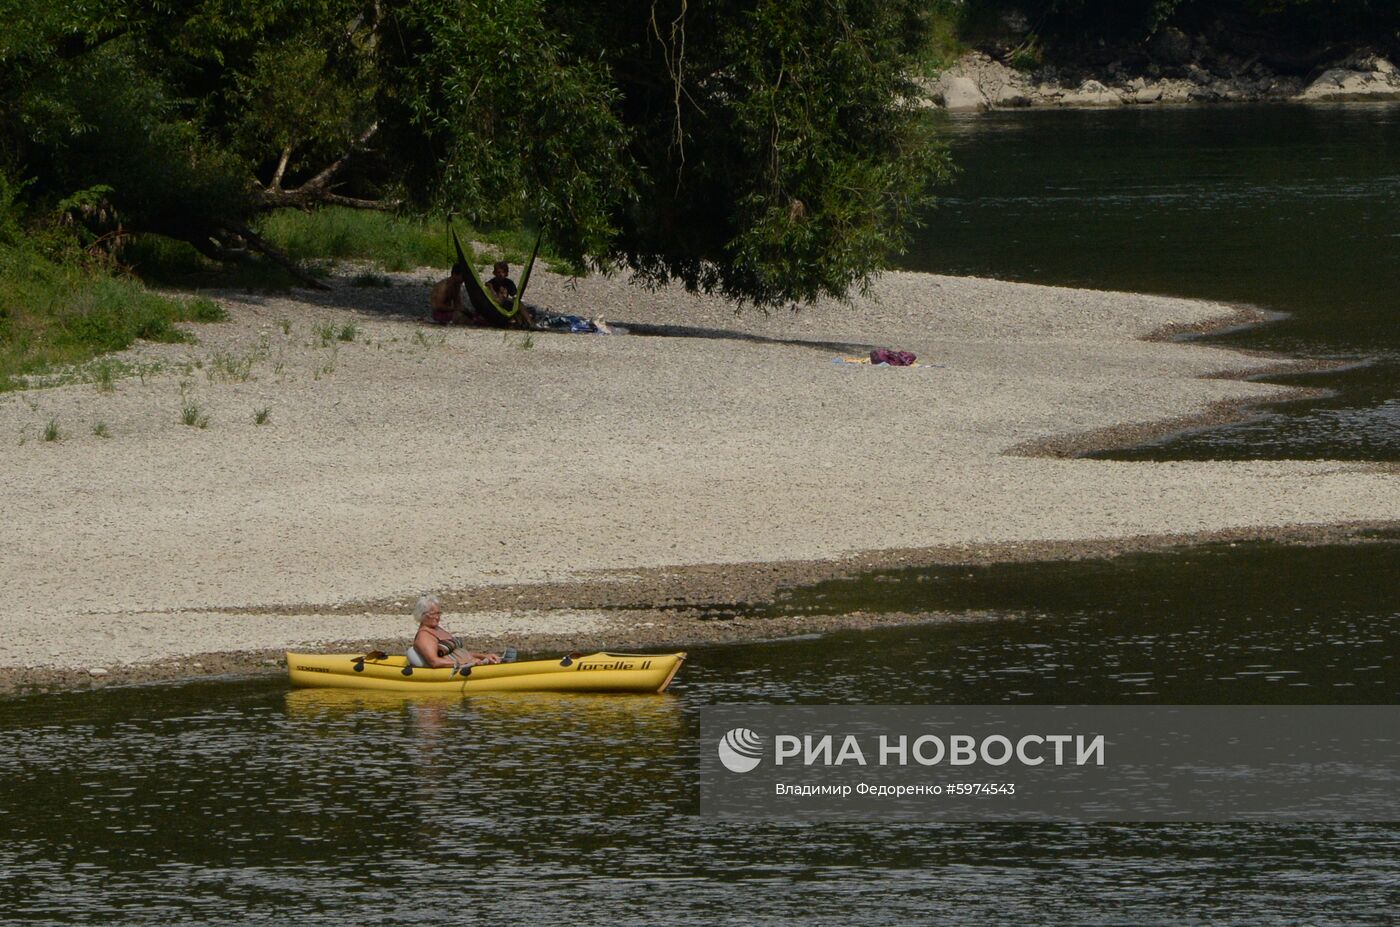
left=450, top=224, right=541, bottom=327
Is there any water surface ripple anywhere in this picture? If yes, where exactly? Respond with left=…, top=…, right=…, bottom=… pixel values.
left=3, top=539, right=1397, bottom=924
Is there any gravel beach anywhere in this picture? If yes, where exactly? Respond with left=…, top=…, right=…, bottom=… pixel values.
left=3, top=266, right=1397, bottom=685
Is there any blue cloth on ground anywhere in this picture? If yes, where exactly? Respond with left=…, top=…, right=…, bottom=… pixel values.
left=535, top=312, right=601, bottom=334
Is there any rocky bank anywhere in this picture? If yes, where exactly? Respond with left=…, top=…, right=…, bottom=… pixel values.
left=927, top=45, right=1400, bottom=112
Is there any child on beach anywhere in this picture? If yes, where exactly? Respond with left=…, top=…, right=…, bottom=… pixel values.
left=487, top=277, right=536, bottom=328
left=489, top=261, right=517, bottom=300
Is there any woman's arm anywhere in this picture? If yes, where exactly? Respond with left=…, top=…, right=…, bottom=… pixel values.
left=464, top=651, right=502, bottom=665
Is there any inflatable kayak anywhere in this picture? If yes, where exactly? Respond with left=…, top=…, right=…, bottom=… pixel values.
left=286, top=650, right=686, bottom=694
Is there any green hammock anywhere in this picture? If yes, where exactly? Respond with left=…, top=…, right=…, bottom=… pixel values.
left=450, top=224, right=541, bottom=326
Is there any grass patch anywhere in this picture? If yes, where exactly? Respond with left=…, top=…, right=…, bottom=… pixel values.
left=0, top=244, right=227, bottom=392
left=91, top=359, right=117, bottom=392
left=351, top=270, right=393, bottom=287
left=412, top=329, right=445, bottom=350
left=92, top=422, right=110, bottom=438
left=207, top=350, right=256, bottom=383
left=183, top=297, right=228, bottom=322
left=42, top=417, right=60, bottom=442
left=337, top=323, right=357, bottom=342
left=258, top=208, right=455, bottom=272
left=180, top=401, right=209, bottom=429
left=258, top=207, right=573, bottom=274
left=253, top=406, right=271, bottom=425
left=123, top=209, right=571, bottom=286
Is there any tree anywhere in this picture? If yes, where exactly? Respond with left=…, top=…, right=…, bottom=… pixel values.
left=0, top=0, right=952, bottom=305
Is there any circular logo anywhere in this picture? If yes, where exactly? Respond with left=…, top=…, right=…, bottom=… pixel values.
left=717, top=728, right=764, bottom=773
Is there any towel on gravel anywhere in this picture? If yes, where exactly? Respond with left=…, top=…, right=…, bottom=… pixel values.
left=832, top=353, right=941, bottom=369
left=870, top=348, right=918, bottom=366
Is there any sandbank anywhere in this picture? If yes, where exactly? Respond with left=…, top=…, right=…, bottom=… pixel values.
left=2, top=267, right=1397, bottom=690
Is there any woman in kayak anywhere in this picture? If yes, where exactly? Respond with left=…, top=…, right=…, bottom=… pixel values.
left=410, top=595, right=502, bottom=669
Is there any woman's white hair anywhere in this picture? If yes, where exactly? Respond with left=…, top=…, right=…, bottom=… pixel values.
left=413, top=594, right=442, bottom=622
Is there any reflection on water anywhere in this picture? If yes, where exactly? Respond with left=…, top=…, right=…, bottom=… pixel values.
left=2, top=538, right=1398, bottom=923
left=738, top=535, right=1400, bottom=704
left=908, top=104, right=1400, bottom=460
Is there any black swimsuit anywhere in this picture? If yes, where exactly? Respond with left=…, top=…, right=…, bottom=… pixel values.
left=415, top=628, right=460, bottom=664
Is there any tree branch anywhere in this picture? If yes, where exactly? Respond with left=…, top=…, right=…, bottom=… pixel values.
left=216, top=222, right=332, bottom=290
left=297, top=121, right=381, bottom=193
left=322, top=192, right=400, bottom=210
left=270, top=145, right=294, bottom=191
left=253, top=122, right=389, bottom=210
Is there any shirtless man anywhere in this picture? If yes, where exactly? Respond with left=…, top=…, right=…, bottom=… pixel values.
left=427, top=263, right=472, bottom=325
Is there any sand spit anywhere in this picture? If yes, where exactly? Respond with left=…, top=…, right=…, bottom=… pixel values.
left=2, top=267, right=1397, bottom=682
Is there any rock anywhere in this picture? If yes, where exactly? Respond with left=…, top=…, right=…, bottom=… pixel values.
left=927, top=47, right=1396, bottom=112
left=1060, top=80, right=1122, bottom=106
left=1157, top=80, right=1196, bottom=104
left=931, top=53, right=1035, bottom=110
left=1337, top=50, right=1394, bottom=73
left=1151, top=27, right=1194, bottom=66
left=89, top=667, right=109, bottom=677
left=989, top=83, right=1034, bottom=107
left=934, top=75, right=988, bottom=112
left=1296, top=63, right=1400, bottom=101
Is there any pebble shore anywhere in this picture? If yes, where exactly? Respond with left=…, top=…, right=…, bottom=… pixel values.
left=3, top=266, right=1398, bottom=689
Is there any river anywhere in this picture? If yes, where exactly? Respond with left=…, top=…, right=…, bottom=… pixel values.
left=3, top=105, right=1398, bottom=924
left=908, top=103, right=1400, bottom=460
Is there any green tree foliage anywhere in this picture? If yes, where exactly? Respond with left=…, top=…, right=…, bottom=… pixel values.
left=386, top=0, right=632, bottom=266
left=586, top=1, right=951, bottom=303
left=0, top=0, right=951, bottom=305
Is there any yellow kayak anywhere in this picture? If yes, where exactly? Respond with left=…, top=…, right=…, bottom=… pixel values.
left=286, top=650, right=686, bottom=694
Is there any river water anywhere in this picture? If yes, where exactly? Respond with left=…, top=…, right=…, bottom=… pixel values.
left=909, top=103, right=1400, bottom=461
left=3, top=106, right=1398, bottom=924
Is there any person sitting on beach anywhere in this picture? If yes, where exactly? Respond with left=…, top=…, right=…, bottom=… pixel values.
left=427, top=263, right=472, bottom=325
left=487, top=277, right=535, bottom=328
left=409, top=594, right=502, bottom=669
left=489, top=261, right=517, bottom=301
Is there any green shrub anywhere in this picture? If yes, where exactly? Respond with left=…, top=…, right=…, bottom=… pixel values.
left=184, top=297, right=228, bottom=322
left=0, top=242, right=225, bottom=391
